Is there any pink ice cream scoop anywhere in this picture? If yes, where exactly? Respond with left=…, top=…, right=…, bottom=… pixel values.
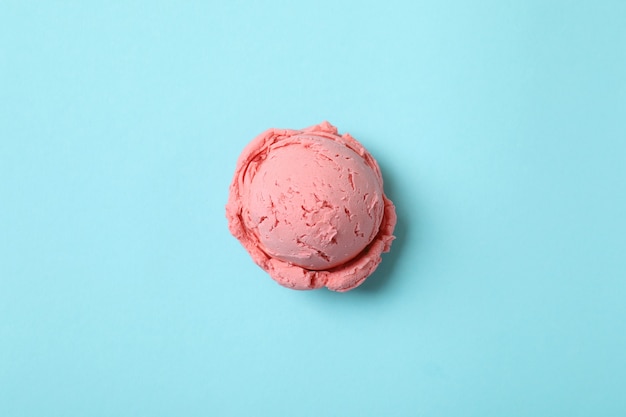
left=226, top=121, right=396, bottom=291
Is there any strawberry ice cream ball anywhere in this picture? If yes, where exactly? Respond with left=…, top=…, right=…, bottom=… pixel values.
left=226, top=122, right=396, bottom=292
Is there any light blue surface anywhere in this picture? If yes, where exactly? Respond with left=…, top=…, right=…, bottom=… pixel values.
left=1, top=1, right=625, bottom=416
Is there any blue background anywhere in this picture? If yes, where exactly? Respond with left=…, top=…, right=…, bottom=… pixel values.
left=2, top=1, right=625, bottom=416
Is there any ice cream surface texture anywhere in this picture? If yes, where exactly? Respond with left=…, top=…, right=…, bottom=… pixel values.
left=226, top=122, right=396, bottom=292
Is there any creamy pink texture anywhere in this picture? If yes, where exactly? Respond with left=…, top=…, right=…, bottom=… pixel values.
left=226, top=122, right=396, bottom=292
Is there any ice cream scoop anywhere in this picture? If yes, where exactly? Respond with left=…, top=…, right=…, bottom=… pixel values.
left=226, top=121, right=396, bottom=291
